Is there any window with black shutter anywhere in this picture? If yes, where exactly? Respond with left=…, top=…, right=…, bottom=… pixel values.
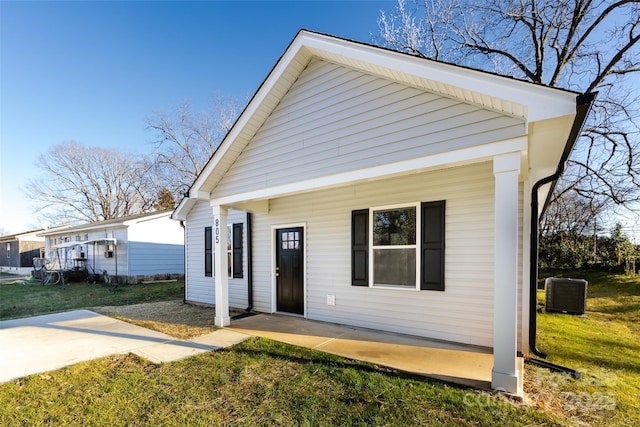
left=351, top=200, right=445, bottom=291
left=351, top=209, right=369, bottom=286
left=232, top=223, right=243, bottom=278
left=421, top=201, right=445, bottom=291
left=204, top=226, right=212, bottom=277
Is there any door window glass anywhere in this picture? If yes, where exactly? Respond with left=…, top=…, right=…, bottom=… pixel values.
left=281, top=231, right=300, bottom=249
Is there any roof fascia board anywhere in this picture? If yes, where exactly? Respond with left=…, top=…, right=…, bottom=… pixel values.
left=40, top=211, right=172, bottom=235
left=36, top=225, right=73, bottom=238
left=172, top=198, right=194, bottom=221
left=173, top=191, right=209, bottom=220
left=189, top=33, right=310, bottom=196
left=0, top=230, right=45, bottom=241
left=122, top=211, right=170, bottom=226
left=211, top=137, right=527, bottom=206
left=41, top=222, right=128, bottom=236
left=189, top=190, right=210, bottom=200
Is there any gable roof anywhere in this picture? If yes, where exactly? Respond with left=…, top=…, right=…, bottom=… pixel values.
left=39, top=210, right=173, bottom=236
left=174, top=30, right=584, bottom=220
left=0, top=229, right=46, bottom=242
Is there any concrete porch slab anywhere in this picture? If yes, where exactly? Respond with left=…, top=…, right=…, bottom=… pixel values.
left=229, top=313, right=495, bottom=390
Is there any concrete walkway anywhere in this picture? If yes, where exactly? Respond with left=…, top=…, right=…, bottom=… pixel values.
left=229, top=313, right=500, bottom=390
left=0, top=275, right=27, bottom=283
left=0, top=310, right=248, bottom=383
left=2, top=310, right=516, bottom=393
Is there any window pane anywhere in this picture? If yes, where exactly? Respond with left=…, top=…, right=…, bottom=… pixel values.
left=373, top=248, right=416, bottom=287
left=373, top=208, right=416, bottom=246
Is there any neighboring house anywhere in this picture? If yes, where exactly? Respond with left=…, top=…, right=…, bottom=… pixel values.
left=172, top=30, right=594, bottom=395
left=39, top=210, right=184, bottom=282
left=0, top=229, right=47, bottom=274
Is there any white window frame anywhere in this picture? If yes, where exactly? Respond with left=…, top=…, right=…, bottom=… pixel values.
left=369, top=202, right=421, bottom=290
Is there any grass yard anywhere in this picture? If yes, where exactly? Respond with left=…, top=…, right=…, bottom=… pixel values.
left=526, top=270, right=640, bottom=426
left=0, top=338, right=556, bottom=426
left=0, top=270, right=638, bottom=425
left=0, top=277, right=184, bottom=320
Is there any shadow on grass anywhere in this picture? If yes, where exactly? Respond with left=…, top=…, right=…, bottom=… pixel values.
left=556, top=341, right=640, bottom=372
left=590, top=300, right=640, bottom=315
left=230, top=338, right=472, bottom=392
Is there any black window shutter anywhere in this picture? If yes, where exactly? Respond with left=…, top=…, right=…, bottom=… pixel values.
left=421, top=201, right=445, bottom=291
left=351, top=209, right=369, bottom=286
left=232, top=223, right=243, bottom=278
left=204, top=226, right=212, bottom=277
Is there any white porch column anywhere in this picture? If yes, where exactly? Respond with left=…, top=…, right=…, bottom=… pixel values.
left=520, top=178, right=531, bottom=354
left=212, top=204, right=230, bottom=327
left=492, top=152, right=521, bottom=394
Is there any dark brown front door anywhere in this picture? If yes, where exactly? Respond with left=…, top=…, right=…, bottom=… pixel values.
left=276, top=227, right=304, bottom=314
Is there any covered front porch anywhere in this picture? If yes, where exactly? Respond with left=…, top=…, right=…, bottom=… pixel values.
left=207, top=151, right=526, bottom=396
left=228, top=312, right=524, bottom=394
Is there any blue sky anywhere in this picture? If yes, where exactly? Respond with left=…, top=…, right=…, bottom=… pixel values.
left=0, top=0, right=395, bottom=233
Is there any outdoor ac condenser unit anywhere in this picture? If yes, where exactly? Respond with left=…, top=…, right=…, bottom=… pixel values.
left=545, top=277, right=588, bottom=315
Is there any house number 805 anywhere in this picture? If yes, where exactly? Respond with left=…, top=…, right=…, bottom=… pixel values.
left=214, top=219, right=220, bottom=244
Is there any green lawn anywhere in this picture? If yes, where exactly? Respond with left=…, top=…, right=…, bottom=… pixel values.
left=530, top=270, right=640, bottom=426
left=0, top=278, right=184, bottom=320
left=0, top=338, right=555, bottom=426
left=0, top=270, right=638, bottom=425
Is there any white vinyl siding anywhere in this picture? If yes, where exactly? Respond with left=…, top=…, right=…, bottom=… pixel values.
left=228, top=212, right=249, bottom=309
left=127, top=215, right=184, bottom=277
left=185, top=202, right=214, bottom=304
left=184, top=202, right=248, bottom=309
left=213, top=59, right=526, bottom=198
left=81, top=228, right=129, bottom=277
left=39, top=213, right=184, bottom=280
left=128, top=242, right=184, bottom=276
left=249, top=162, right=523, bottom=348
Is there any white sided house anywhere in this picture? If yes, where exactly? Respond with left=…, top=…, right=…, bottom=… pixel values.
left=173, top=31, right=594, bottom=395
left=40, top=210, right=184, bottom=282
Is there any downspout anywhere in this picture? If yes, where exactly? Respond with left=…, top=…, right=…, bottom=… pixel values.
left=180, top=220, right=186, bottom=303
left=245, top=212, right=253, bottom=312
left=529, top=92, right=596, bottom=359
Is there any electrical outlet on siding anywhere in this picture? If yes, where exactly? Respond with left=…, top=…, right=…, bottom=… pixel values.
left=326, top=295, right=336, bottom=306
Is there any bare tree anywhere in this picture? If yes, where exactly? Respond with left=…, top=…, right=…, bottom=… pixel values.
left=378, top=0, right=640, bottom=226
left=145, top=95, right=243, bottom=200
left=540, top=184, right=609, bottom=236
left=24, top=141, right=156, bottom=225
